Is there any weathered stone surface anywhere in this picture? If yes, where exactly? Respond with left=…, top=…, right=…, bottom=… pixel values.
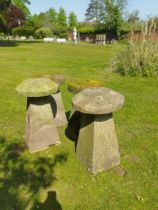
left=72, top=87, right=124, bottom=114
left=68, top=79, right=104, bottom=94
left=26, top=96, right=60, bottom=153
left=42, top=74, right=66, bottom=85
left=16, top=78, right=58, bottom=97
left=50, top=91, right=67, bottom=126
left=76, top=113, right=120, bottom=173
left=71, top=87, right=124, bottom=173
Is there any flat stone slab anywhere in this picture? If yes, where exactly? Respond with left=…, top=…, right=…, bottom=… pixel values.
left=16, top=78, right=59, bottom=97
left=72, top=87, right=124, bottom=115
left=68, top=79, right=104, bottom=94
left=42, top=74, right=66, bottom=85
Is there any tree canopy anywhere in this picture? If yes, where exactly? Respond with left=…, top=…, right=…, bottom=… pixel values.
left=85, top=0, right=128, bottom=38
left=68, top=12, right=77, bottom=29
left=0, top=0, right=11, bottom=11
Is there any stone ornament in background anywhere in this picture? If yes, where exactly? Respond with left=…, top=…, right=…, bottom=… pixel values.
left=72, top=87, right=124, bottom=174
left=16, top=78, right=62, bottom=153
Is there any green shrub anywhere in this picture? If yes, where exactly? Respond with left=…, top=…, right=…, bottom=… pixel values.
left=12, top=27, right=34, bottom=38
left=78, top=26, right=97, bottom=34
left=0, top=32, right=5, bottom=38
left=34, top=27, right=52, bottom=39
left=110, top=41, right=158, bottom=77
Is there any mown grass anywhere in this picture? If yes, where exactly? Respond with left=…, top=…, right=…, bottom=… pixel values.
left=0, top=41, right=157, bottom=210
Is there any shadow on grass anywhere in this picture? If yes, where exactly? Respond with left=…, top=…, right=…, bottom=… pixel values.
left=65, top=111, right=81, bottom=151
left=14, top=40, right=43, bottom=45
left=0, top=136, right=67, bottom=209
left=0, top=40, right=17, bottom=47
left=31, top=191, right=62, bottom=210
left=0, top=40, right=43, bottom=47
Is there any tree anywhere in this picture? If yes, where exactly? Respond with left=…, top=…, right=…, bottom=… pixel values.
left=68, top=11, right=77, bottom=29
left=56, top=7, right=67, bottom=37
left=29, top=8, right=57, bottom=34
left=12, top=0, right=30, bottom=18
left=35, top=27, right=52, bottom=39
left=85, top=0, right=128, bottom=38
left=0, top=0, right=11, bottom=11
left=49, top=7, right=57, bottom=23
left=105, top=0, right=124, bottom=37
left=85, top=0, right=106, bottom=23
left=0, top=0, right=30, bottom=12
left=113, top=0, right=127, bottom=11
left=127, top=9, right=139, bottom=24
left=43, top=8, right=57, bottom=33
left=5, top=4, right=25, bottom=31
left=57, top=7, right=67, bottom=28
left=0, top=0, right=30, bottom=33
left=0, top=0, right=11, bottom=32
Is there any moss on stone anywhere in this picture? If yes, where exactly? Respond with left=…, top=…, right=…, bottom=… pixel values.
left=16, top=78, right=59, bottom=97
left=72, top=87, right=124, bottom=114
left=68, top=79, right=104, bottom=94
left=35, top=74, right=66, bottom=85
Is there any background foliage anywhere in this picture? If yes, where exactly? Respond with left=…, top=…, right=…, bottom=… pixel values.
left=110, top=41, right=158, bottom=76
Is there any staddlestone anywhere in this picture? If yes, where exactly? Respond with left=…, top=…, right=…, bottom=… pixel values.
left=16, top=78, right=58, bottom=97
left=71, top=87, right=124, bottom=173
left=41, top=74, right=66, bottom=85
left=72, top=87, right=124, bottom=114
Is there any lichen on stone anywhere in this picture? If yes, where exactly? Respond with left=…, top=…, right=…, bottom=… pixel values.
left=68, top=79, right=104, bottom=94
left=16, top=78, right=59, bottom=97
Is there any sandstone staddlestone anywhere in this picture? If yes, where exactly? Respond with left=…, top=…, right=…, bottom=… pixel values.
left=72, top=87, right=124, bottom=115
left=16, top=78, right=59, bottom=97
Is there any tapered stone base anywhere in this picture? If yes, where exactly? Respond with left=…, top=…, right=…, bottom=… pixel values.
left=76, top=113, right=120, bottom=174
left=51, top=91, right=67, bottom=126
left=26, top=96, right=60, bottom=153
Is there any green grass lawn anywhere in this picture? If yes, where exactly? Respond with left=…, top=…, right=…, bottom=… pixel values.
left=0, top=41, right=158, bottom=210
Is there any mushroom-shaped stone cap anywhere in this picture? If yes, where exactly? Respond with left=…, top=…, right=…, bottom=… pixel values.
left=42, top=74, right=65, bottom=85
left=72, top=87, right=124, bottom=114
left=16, top=78, right=59, bottom=97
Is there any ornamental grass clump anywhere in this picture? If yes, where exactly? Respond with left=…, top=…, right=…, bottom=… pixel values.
left=110, top=41, right=158, bottom=77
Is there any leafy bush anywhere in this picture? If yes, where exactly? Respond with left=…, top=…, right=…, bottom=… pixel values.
left=12, top=27, right=34, bottom=38
left=110, top=41, right=158, bottom=76
left=78, top=26, right=97, bottom=34
left=34, top=27, right=52, bottom=39
left=0, top=32, right=5, bottom=38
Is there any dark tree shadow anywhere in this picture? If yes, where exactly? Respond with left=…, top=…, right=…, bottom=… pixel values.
left=31, top=191, right=62, bottom=210
left=15, top=40, right=43, bottom=44
left=0, top=40, right=17, bottom=47
left=0, top=137, right=67, bottom=209
left=0, top=40, right=43, bottom=48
